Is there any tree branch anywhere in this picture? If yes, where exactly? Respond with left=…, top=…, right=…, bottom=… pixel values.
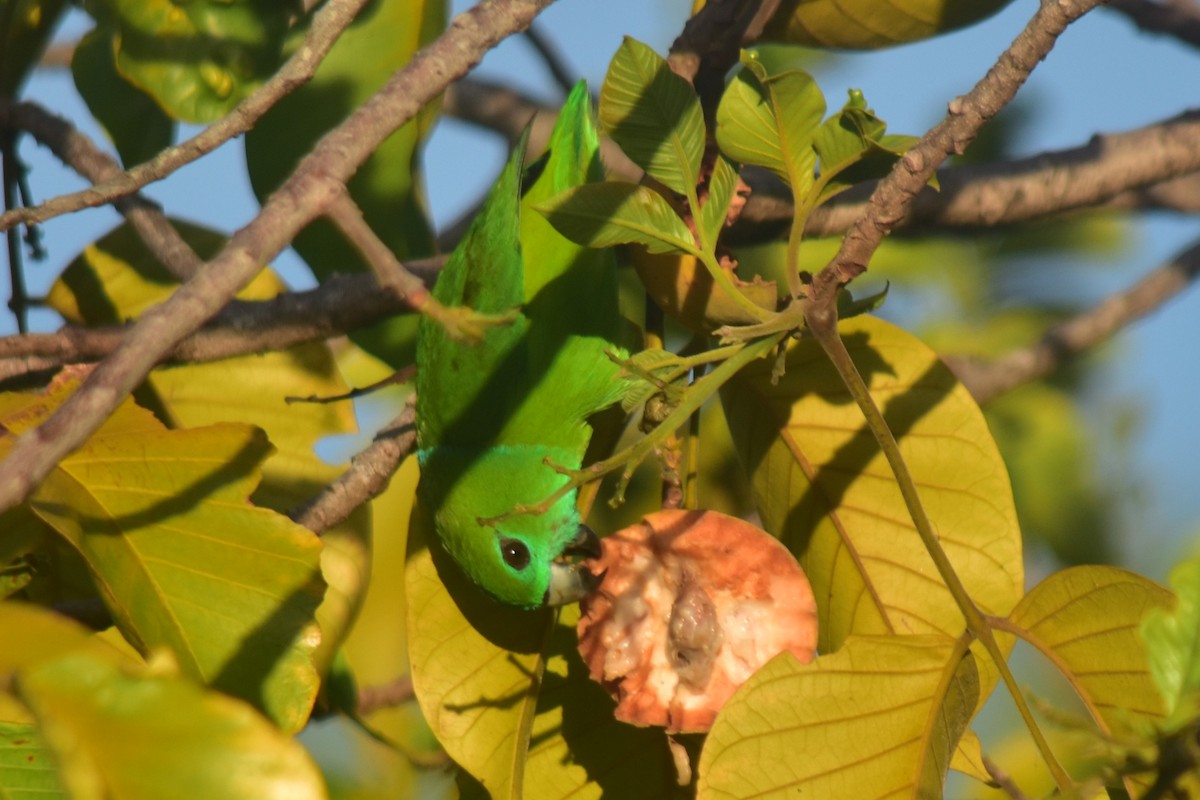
left=0, top=259, right=445, bottom=382
left=291, top=399, right=417, bottom=535
left=0, top=0, right=372, bottom=236
left=0, top=0, right=559, bottom=514
left=741, top=110, right=1200, bottom=241
left=0, top=99, right=205, bottom=280
left=444, top=79, right=1200, bottom=247
left=945, top=237, right=1200, bottom=404
left=809, top=0, right=1105, bottom=315
left=356, top=674, right=416, bottom=716
left=1106, top=0, right=1200, bottom=50
left=522, top=22, right=578, bottom=95
left=668, top=0, right=781, bottom=113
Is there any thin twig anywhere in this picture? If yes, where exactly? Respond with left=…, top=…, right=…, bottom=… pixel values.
left=983, top=756, right=1033, bottom=800
left=356, top=674, right=416, bottom=716
left=0, top=260, right=446, bottom=383
left=809, top=0, right=1108, bottom=311
left=0, top=0, right=372, bottom=235
left=325, top=192, right=435, bottom=313
left=522, top=23, right=577, bottom=96
left=0, top=99, right=206, bottom=281
left=326, top=190, right=518, bottom=340
left=0, top=0, right=560, bottom=515
left=291, top=400, right=417, bottom=535
left=2, top=133, right=29, bottom=332
left=946, top=237, right=1200, bottom=404
left=1107, top=0, right=1200, bottom=49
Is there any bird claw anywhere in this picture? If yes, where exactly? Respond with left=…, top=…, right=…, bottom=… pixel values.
left=439, top=305, right=520, bottom=343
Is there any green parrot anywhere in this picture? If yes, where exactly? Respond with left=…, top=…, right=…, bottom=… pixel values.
left=415, top=83, right=632, bottom=609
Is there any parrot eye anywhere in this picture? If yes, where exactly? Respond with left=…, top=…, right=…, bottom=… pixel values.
left=499, top=538, right=531, bottom=571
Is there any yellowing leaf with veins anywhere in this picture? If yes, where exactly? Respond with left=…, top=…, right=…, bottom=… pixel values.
left=721, top=314, right=1023, bottom=653
left=1000, top=565, right=1171, bottom=797
left=19, top=650, right=326, bottom=800
left=760, top=0, right=1014, bottom=49
left=1, top=376, right=324, bottom=734
left=699, top=635, right=979, bottom=799
left=49, top=220, right=365, bottom=674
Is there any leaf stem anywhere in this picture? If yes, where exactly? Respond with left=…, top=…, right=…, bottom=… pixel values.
left=804, top=303, right=1074, bottom=794
left=664, top=342, right=746, bottom=380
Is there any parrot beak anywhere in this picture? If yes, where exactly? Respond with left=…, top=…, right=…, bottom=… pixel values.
left=545, top=524, right=604, bottom=606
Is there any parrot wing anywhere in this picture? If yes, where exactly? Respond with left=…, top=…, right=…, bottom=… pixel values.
left=497, top=82, right=634, bottom=456
left=415, top=131, right=530, bottom=451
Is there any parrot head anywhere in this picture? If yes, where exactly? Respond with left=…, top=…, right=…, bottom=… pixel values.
left=418, top=444, right=605, bottom=608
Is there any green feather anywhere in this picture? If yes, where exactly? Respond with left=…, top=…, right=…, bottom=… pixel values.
left=416, top=83, right=631, bottom=607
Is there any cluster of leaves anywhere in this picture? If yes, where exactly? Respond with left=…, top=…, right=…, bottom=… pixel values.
left=404, top=38, right=1200, bottom=798
left=1, top=1, right=1199, bottom=799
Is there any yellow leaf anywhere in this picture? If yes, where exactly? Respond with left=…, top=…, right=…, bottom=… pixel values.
left=950, top=729, right=994, bottom=786
left=698, top=635, right=979, bottom=799
left=721, top=315, right=1023, bottom=652
left=525, top=605, right=682, bottom=799
left=760, top=0, right=1014, bottom=49
left=0, top=601, right=123, bottom=675
left=49, top=220, right=366, bottom=673
left=405, top=500, right=548, bottom=799
left=2, top=379, right=324, bottom=734
left=1002, top=565, right=1171, bottom=732
left=19, top=650, right=326, bottom=800
left=406, top=502, right=680, bottom=798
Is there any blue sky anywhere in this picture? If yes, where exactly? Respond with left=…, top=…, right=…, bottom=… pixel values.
left=11, top=0, right=1200, bottom=575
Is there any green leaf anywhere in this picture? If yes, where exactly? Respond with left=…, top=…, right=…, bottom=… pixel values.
left=698, top=635, right=979, bottom=799
left=1141, top=557, right=1200, bottom=723
left=813, top=91, right=912, bottom=202
left=1, top=380, right=325, bottom=734
left=97, top=0, right=291, bottom=123
left=246, top=0, right=443, bottom=366
left=537, top=182, right=698, bottom=256
left=715, top=54, right=824, bottom=195
left=17, top=650, right=326, bottom=800
left=599, top=37, right=705, bottom=196
left=760, top=0, right=1016, bottom=49
left=71, top=25, right=175, bottom=166
left=697, top=155, right=739, bottom=249
left=0, top=0, right=69, bottom=95
left=720, top=315, right=1024, bottom=653
left=0, top=722, right=66, bottom=799
left=1006, top=566, right=1171, bottom=733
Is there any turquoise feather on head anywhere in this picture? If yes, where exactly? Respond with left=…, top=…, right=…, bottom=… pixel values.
left=415, top=83, right=630, bottom=608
